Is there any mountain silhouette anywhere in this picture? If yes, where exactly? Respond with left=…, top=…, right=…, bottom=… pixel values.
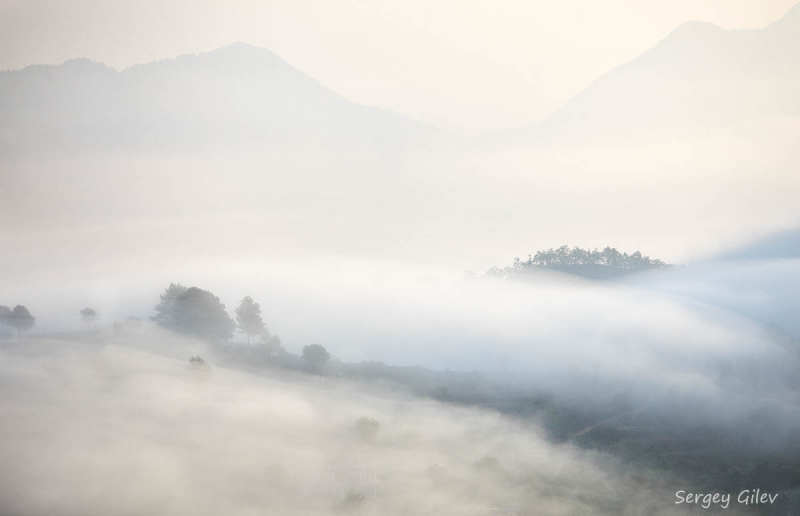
left=3, top=2, right=799, bottom=153
left=0, top=43, right=444, bottom=154
left=489, top=2, right=800, bottom=144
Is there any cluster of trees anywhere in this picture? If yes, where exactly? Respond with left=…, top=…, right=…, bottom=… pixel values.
left=487, top=245, right=670, bottom=279
left=0, top=305, right=35, bottom=339
left=150, top=283, right=271, bottom=344
left=148, top=283, right=335, bottom=374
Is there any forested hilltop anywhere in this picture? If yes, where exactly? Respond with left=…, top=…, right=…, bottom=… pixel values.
left=486, top=245, right=671, bottom=280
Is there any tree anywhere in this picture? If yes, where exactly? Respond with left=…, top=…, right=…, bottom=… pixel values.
left=150, top=283, right=188, bottom=330
left=266, top=336, right=284, bottom=358
left=170, top=287, right=235, bottom=343
left=235, top=296, right=265, bottom=345
left=259, top=329, right=284, bottom=359
left=302, top=344, right=330, bottom=372
left=80, top=307, right=98, bottom=330
left=7, top=305, right=34, bottom=339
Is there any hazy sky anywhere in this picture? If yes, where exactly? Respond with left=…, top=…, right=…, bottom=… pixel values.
left=1, top=0, right=796, bottom=133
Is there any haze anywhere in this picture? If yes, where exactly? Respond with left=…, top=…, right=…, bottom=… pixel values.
left=1, top=0, right=797, bottom=133
left=1, top=1, right=800, bottom=514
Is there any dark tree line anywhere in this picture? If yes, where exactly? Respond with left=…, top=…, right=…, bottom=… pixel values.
left=487, top=245, right=670, bottom=279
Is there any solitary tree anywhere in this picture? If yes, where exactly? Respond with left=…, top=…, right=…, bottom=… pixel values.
left=302, top=344, right=330, bottom=372
left=235, top=296, right=265, bottom=345
left=170, top=287, right=235, bottom=343
left=7, top=305, right=35, bottom=339
left=80, top=307, right=98, bottom=330
left=150, top=283, right=188, bottom=330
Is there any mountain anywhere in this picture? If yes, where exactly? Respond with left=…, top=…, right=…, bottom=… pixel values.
left=489, top=3, right=800, bottom=144
left=0, top=43, right=445, bottom=154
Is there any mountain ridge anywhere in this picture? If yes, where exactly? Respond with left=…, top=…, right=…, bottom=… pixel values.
left=484, top=2, right=800, bottom=145
left=0, top=43, right=447, bottom=154
left=4, top=0, right=800, bottom=153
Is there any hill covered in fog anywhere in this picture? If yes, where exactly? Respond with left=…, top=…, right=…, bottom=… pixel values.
left=0, top=42, right=445, bottom=154
left=489, top=3, right=800, bottom=144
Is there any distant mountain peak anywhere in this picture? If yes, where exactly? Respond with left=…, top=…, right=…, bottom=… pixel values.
left=669, top=19, right=724, bottom=34
left=484, top=2, right=800, bottom=146
left=648, top=20, right=727, bottom=54
left=204, top=41, right=277, bottom=58
left=216, top=41, right=258, bottom=50
left=766, top=1, right=800, bottom=31
left=0, top=41, right=445, bottom=153
left=122, top=42, right=294, bottom=77
left=60, top=58, right=112, bottom=72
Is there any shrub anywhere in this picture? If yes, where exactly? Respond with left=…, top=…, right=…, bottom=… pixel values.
left=188, top=356, right=212, bottom=376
